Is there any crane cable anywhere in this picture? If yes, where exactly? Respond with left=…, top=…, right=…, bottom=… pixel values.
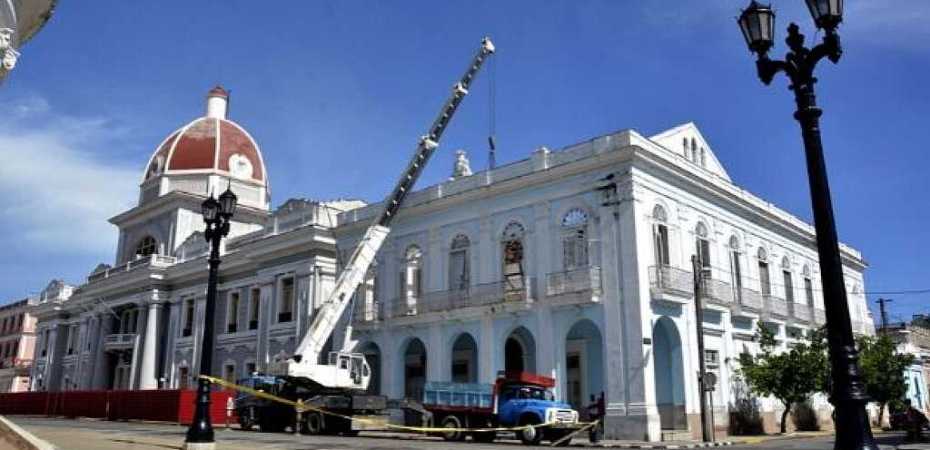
left=487, top=53, right=497, bottom=170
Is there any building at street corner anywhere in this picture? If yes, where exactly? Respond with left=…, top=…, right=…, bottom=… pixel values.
left=0, top=0, right=56, bottom=82
left=0, top=296, right=38, bottom=392
left=27, top=87, right=876, bottom=441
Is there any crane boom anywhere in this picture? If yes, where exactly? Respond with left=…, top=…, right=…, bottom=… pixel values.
left=269, top=38, right=495, bottom=389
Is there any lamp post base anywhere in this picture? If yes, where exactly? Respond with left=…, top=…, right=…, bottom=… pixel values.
left=183, top=442, right=216, bottom=450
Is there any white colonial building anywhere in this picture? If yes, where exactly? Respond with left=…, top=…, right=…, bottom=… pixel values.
left=29, top=88, right=874, bottom=441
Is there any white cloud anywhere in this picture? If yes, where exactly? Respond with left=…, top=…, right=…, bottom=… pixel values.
left=0, top=96, right=138, bottom=255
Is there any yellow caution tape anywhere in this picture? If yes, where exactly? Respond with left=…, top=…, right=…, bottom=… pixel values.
left=201, top=375, right=591, bottom=434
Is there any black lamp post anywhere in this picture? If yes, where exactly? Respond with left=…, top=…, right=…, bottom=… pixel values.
left=185, top=185, right=237, bottom=449
left=737, top=2, right=877, bottom=449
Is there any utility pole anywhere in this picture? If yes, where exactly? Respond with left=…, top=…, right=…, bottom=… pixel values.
left=876, top=298, right=892, bottom=333
left=691, top=255, right=712, bottom=442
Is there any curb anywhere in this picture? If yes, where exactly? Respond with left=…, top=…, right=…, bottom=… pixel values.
left=0, top=415, right=58, bottom=450
left=572, top=441, right=734, bottom=449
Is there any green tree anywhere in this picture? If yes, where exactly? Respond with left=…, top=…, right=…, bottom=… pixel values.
left=857, top=334, right=914, bottom=426
left=738, top=325, right=829, bottom=433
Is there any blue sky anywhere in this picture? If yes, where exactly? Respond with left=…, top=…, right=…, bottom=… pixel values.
left=0, top=1, right=927, bottom=321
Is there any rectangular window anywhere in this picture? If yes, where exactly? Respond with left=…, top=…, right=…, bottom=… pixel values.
left=654, top=225, right=670, bottom=266
left=805, top=277, right=814, bottom=306
left=178, top=367, right=190, bottom=389
left=783, top=271, right=794, bottom=303
left=449, top=250, right=469, bottom=291
left=223, top=364, right=236, bottom=388
left=278, top=277, right=294, bottom=323
left=249, top=288, right=260, bottom=330
left=759, top=261, right=771, bottom=296
left=696, top=239, right=711, bottom=276
left=182, top=299, right=194, bottom=337
left=730, top=251, right=743, bottom=301
left=245, top=362, right=257, bottom=377
left=66, top=326, right=76, bottom=355
left=226, top=291, right=240, bottom=333
left=704, top=349, right=719, bottom=367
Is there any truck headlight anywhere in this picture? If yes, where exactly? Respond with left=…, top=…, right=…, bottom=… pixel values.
left=545, top=408, right=556, bottom=423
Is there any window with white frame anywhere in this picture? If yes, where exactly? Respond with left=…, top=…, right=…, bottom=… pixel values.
left=278, top=277, right=295, bottom=323
left=401, top=246, right=422, bottom=315
left=729, top=236, right=743, bottom=302
left=182, top=299, right=194, bottom=337
left=449, top=235, right=470, bottom=291
left=695, top=223, right=711, bottom=276
left=501, top=222, right=526, bottom=296
left=360, top=266, right=378, bottom=321
left=248, top=288, right=260, bottom=330
left=803, top=265, right=814, bottom=307
left=653, top=205, right=670, bottom=266
left=690, top=138, right=698, bottom=163
left=226, top=291, right=240, bottom=333
left=782, top=257, right=795, bottom=303
left=135, top=236, right=158, bottom=258
left=704, top=349, right=720, bottom=367
left=757, top=248, right=771, bottom=296
left=561, top=208, right=589, bottom=270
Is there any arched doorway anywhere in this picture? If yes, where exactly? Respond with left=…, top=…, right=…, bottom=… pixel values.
left=565, top=320, right=604, bottom=411
left=653, top=317, right=686, bottom=430
left=403, top=338, right=427, bottom=400
left=451, top=333, right=478, bottom=383
left=359, top=342, right=381, bottom=395
left=504, top=327, right=536, bottom=373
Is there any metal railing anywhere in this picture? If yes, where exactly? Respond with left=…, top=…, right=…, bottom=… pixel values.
left=739, top=287, right=764, bottom=311
left=546, top=266, right=602, bottom=297
left=104, top=333, right=137, bottom=348
left=763, top=295, right=789, bottom=318
left=88, top=255, right=177, bottom=283
left=703, top=276, right=734, bottom=306
left=813, top=308, right=826, bottom=324
left=789, top=302, right=813, bottom=323
left=381, top=278, right=535, bottom=319
left=649, top=265, right=693, bottom=298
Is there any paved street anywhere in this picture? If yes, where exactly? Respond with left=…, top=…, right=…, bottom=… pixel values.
left=5, top=416, right=922, bottom=450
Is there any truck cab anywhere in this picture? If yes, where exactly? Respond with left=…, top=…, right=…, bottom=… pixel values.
left=494, top=372, right=580, bottom=445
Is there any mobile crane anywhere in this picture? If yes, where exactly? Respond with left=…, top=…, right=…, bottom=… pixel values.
left=261, top=38, right=495, bottom=420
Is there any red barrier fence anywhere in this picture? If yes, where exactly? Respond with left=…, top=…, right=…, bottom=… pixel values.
left=0, top=390, right=235, bottom=425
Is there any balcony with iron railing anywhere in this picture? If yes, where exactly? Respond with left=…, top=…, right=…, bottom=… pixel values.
left=545, top=266, right=602, bottom=307
left=762, top=295, right=789, bottom=319
left=702, top=276, right=734, bottom=307
left=788, top=302, right=813, bottom=323
left=103, top=333, right=137, bottom=350
left=649, top=265, right=693, bottom=301
left=357, top=278, right=536, bottom=323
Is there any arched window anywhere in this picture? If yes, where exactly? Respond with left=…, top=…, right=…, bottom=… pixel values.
left=757, top=247, right=771, bottom=296
left=728, top=236, right=743, bottom=302
left=700, top=147, right=707, bottom=167
left=653, top=205, right=670, bottom=266
left=695, top=222, right=711, bottom=276
left=802, top=265, right=814, bottom=306
left=401, top=246, right=422, bottom=315
left=690, top=139, right=698, bottom=163
left=781, top=256, right=794, bottom=303
left=135, top=236, right=157, bottom=257
left=682, top=137, right=689, bottom=158
left=502, top=222, right=526, bottom=298
left=449, top=235, right=470, bottom=291
left=561, top=208, right=589, bottom=270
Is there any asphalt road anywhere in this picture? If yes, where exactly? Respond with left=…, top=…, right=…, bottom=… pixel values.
left=5, top=416, right=915, bottom=450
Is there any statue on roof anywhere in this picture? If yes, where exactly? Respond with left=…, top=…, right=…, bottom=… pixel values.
left=451, top=149, right=472, bottom=179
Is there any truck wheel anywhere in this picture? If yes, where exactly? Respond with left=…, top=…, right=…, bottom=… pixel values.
left=238, top=407, right=255, bottom=431
left=441, top=416, right=466, bottom=442
left=305, top=412, right=324, bottom=435
left=471, top=431, right=496, bottom=443
left=518, top=416, right=544, bottom=446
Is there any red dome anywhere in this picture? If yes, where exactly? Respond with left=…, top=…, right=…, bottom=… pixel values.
left=144, top=116, right=266, bottom=184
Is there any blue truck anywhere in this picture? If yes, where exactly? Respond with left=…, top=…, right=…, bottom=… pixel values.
left=423, top=372, right=582, bottom=445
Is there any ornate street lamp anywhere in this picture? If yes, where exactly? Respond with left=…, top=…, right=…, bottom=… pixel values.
left=736, top=2, right=878, bottom=449
left=185, top=185, right=237, bottom=450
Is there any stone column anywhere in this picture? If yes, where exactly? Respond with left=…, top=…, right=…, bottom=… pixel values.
left=139, top=300, right=160, bottom=389
left=479, top=316, right=495, bottom=383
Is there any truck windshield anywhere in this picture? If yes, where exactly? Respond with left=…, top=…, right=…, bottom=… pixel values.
left=503, top=385, right=555, bottom=401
